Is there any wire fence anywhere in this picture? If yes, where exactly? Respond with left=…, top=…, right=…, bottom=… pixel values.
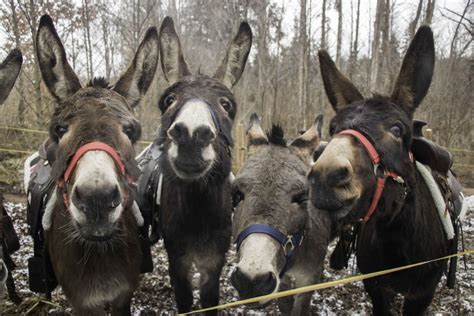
left=0, top=125, right=473, bottom=190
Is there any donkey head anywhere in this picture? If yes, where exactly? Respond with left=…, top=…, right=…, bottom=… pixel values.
left=0, top=49, right=22, bottom=104
left=309, top=26, right=434, bottom=220
left=158, top=17, right=252, bottom=181
left=231, top=114, right=322, bottom=301
left=37, top=15, right=158, bottom=241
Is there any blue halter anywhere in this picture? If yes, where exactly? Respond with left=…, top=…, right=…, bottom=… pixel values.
left=235, top=224, right=305, bottom=277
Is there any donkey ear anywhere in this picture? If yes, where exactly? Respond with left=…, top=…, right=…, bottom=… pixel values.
left=391, top=26, right=434, bottom=114
left=0, top=49, right=22, bottom=104
left=159, top=16, right=191, bottom=84
left=36, top=15, right=81, bottom=101
left=214, top=22, right=252, bottom=88
left=246, top=113, right=268, bottom=155
left=114, top=27, right=159, bottom=107
left=290, top=114, right=323, bottom=163
left=318, top=50, right=363, bottom=112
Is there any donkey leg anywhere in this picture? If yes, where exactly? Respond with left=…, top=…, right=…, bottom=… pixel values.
left=74, top=307, right=106, bottom=316
left=195, top=252, right=225, bottom=315
left=111, top=291, right=133, bottom=316
left=168, top=252, right=193, bottom=313
left=402, top=292, right=435, bottom=316
left=363, top=279, right=393, bottom=316
left=277, top=276, right=294, bottom=315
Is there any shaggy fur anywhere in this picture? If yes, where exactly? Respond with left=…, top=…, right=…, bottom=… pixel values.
left=35, top=14, right=158, bottom=315
left=232, top=119, right=330, bottom=315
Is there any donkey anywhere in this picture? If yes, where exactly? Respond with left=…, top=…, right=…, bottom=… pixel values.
left=152, top=17, right=251, bottom=313
left=231, top=114, right=331, bottom=315
left=308, top=26, right=451, bottom=315
left=0, top=48, right=22, bottom=298
left=35, top=15, right=158, bottom=314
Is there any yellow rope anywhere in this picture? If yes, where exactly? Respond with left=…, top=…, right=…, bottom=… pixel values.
left=180, top=249, right=474, bottom=315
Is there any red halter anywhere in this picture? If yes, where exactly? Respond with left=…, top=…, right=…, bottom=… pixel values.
left=57, top=141, right=133, bottom=209
left=337, top=129, right=411, bottom=223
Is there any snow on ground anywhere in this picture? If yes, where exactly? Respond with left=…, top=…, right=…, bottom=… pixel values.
left=1, top=200, right=473, bottom=315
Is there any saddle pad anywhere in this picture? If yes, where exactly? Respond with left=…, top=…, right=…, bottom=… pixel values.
left=416, top=161, right=455, bottom=239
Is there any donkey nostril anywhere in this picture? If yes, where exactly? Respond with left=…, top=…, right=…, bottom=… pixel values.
left=265, top=272, right=276, bottom=283
left=107, top=185, right=121, bottom=208
left=307, top=169, right=320, bottom=185
left=194, top=126, right=216, bottom=145
left=329, top=167, right=352, bottom=187
left=168, top=123, right=187, bottom=141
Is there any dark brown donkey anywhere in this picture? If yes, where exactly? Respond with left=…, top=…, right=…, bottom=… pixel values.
left=308, top=26, right=451, bottom=315
left=35, top=15, right=158, bottom=314
left=152, top=17, right=251, bottom=313
left=231, top=114, right=331, bottom=315
left=0, top=49, right=22, bottom=300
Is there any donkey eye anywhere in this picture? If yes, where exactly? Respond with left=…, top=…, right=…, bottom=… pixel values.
left=54, top=124, right=68, bottom=139
left=232, top=190, right=245, bottom=208
left=123, top=125, right=136, bottom=140
left=390, top=124, right=402, bottom=138
left=164, top=94, right=176, bottom=108
left=219, top=98, right=232, bottom=112
left=292, top=191, right=309, bottom=207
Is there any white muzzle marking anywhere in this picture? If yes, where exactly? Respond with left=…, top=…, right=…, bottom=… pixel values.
left=70, top=151, right=123, bottom=225
left=236, top=233, right=281, bottom=298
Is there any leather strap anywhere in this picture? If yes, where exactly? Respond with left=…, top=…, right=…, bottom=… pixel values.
left=57, top=141, right=133, bottom=209
left=337, top=129, right=408, bottom=223
left=235, top=223, right=305, bottom=276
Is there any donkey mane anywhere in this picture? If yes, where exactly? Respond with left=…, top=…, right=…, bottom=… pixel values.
left=267, top=124, right=287, bottom=147
left=87, top=77, right=112, bottom=89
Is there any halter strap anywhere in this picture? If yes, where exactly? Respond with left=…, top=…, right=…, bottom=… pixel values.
left=62, top=141, right=128, bottom=184
left=235, top=223, right=305, bottom=277
left=337, top=129, right=409, bottom=223
left=57, top=141, right=133, bottom=209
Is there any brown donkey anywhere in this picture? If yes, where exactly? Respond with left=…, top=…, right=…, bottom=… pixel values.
left=35, top=15, right=158, bottom=315
left=309, top=26, right=451, bottom=315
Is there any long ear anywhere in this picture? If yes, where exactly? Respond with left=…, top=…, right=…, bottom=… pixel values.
left=214, top=22, right=252, bottom=88
left=0, top=49, right=22, bottom=104
left=391, top=26, right=434, bottom=114
left=246, top=113, right=268, bottom=155
left=290, top=114, right=323, bottom=163
left=318, top=50, right=363, bottom=112
left=114, top=27, right=159, bottom=107
left=36, top=15, right=81, bottom=100
left=159, top=16, right=191, bottom=84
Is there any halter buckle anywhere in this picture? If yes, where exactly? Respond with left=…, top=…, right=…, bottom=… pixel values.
left=283, top=236, right=295, bottom=256
left=392, top=175, right=405, bottom=184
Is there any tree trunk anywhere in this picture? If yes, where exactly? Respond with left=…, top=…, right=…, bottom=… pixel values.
left=320, top=0, right=327, bottom=50
left=298, top=0, right=308, bottom=129
left=272, top=2, right=284, bottom=123
left=9, top=0, right=26, bottom=125
left=349, top=0, right=361, bottom=80
left=335, top=0, right=343, bottom=68
left=370, top=0, right=385, bottom=91
left=29, top=0, right=43, bottom=124
left=424, top=0, right=436, bottom=25
left=102, top=11, right=111, bottom=79
left=408, top=0, right=423, bottom=40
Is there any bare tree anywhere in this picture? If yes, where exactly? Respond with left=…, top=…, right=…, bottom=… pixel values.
left=335, top=0, right=343, bottom=68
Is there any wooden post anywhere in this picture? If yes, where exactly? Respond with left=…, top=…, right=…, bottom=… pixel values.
left=425, top=128, right=433, bottom=140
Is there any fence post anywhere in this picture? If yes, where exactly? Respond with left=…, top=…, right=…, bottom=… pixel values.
left=425, top=128, right=433, bottom=140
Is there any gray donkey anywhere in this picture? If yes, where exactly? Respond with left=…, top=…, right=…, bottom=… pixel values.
left=231, top=114, right=332, bottom=315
